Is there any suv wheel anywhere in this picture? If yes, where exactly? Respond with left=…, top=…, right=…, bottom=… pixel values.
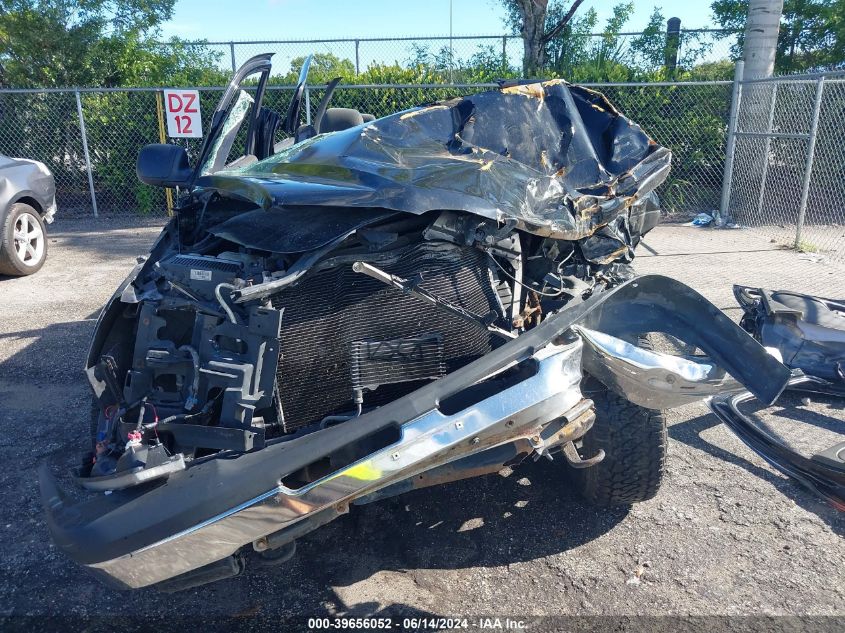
left=0, top=203, right=48, bottom=276
left=569, top=337, right=667, bottom=506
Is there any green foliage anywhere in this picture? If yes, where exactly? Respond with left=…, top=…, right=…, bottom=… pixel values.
left=0, top=0, right=181, bottom=88
left=711, top=0, right=845, bottom=72
left=630, top=7, right=667, bottom=73
left=134, top=181, right=157, bottom=215
left=684, top=60, right=736, bottom=81
left=544, top=6, right=597, bottom=77
left=0, top=1, right=230, bottom=215
left=279, top=53, right=356, bottom=85
left=552, top=3, right=637, bottom=81
left=395, top=43, right=518, bottom=83
left=498, top=1, right=716, bottom=82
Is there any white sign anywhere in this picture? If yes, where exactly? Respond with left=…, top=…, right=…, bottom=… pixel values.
left=163, top=89, right=202, bottom=138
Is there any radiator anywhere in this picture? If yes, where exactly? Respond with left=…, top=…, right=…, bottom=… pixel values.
left=270, top=241, right=498, bottom=432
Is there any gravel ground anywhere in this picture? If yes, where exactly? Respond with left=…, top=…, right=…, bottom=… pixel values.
left=0, top=220, right=843, bottom=628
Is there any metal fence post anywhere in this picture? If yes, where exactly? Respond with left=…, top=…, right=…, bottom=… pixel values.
left=229, top=42, right=237, bottom=72
left=75, top=90, right=98, bottom=219
left=795, top=75, right=825, bottom=248
left=719, top=60, right=744, bottom=222
left=355, top=39, right=360, bottom=76
left=502, top=36, right=507, bottom=71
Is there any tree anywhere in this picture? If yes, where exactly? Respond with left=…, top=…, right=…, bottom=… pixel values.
left=283, top=53, right=355, bottom=85
left=712, top=0, right=845, bottom=72
left=0, top=0, right=174, bottom=87
left=543, top=2, right=643, bottom=82
left=0, top=0, right=227, bottom=88
left=630, top=7, right=667, bottom=73
left=545, top=5, right=597, bottom=75
left=502, top=0, right=586, bottom=75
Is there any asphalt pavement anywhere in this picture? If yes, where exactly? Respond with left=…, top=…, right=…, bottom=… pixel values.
left=0, top=220, right=842, bottom=628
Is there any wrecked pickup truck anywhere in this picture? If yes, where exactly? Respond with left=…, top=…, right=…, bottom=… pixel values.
left=39, top=54, right=792, bottom=591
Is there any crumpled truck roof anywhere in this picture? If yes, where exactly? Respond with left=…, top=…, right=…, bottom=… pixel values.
left=198, top=79, right=671, bottom=261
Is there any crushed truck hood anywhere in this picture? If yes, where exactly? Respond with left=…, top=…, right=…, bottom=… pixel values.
left=196, top=80, right=670, bottom=253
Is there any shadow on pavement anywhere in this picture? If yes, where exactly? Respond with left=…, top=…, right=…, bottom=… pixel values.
left=228, top=457, right=627, bottom=596
left=668, top=405, right=844, bottom=537
left=0, top=320, right=94, bottom=383
left=52, top=230, right=157, bottom=260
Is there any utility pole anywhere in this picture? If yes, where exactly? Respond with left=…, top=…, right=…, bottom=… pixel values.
left=741, top=0, right=784, bottom=162
left=664, top=17, right=681, bottom=77
left=742, top=0, right=783, bottom=79
left=721, top=0, right=783, bottom=225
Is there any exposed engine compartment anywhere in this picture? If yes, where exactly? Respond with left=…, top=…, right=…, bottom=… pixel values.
left=83, top=195, right=657, bottom=489
left=270, top=237, right=498, bottom=432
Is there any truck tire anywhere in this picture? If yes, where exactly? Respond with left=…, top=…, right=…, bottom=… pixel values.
left=0, top=203, right=48, bottom=276
left=570, top=337, right=667, bottom=506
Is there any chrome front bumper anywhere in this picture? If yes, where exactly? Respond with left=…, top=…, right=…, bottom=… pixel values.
left=42, top=274, right=793, bottom=590
left=62, top=341, right=590, bottom=589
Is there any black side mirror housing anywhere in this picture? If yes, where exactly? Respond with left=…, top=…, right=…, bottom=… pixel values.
left=136, top=144, right=192, bottom=188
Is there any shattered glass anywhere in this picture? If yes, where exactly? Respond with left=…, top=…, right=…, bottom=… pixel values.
left=201, top=89, right=254, bottom=176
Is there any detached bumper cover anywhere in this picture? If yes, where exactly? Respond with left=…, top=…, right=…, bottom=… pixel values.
left=41, top=275, right=792, bottom=589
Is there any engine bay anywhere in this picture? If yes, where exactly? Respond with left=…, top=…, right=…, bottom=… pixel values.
left=82, top=197, right=655, bottom=490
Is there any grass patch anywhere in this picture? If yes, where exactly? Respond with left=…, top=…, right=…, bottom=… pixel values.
left=796, top=240, right=820, bottom=253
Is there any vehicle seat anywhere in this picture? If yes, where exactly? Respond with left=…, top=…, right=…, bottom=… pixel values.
left=253, top=106, right=282, bottom=160
left=319, top=108, right=364, bottom=134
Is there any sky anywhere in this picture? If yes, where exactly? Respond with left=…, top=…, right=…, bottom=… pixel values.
left=159, top=0, right=718, bottom=42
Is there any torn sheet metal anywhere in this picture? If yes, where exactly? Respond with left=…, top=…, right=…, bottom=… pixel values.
left=196, top=80, right=671, bottom=260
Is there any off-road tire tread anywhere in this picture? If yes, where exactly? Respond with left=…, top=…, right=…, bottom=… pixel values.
left=572, top=336, right=667, bottom=506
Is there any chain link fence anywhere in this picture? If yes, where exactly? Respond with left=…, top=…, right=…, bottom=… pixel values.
left=722, top=67, right=845, bottom=264
left=172, top=31, right=738, bottom=79
left=0, top=80, right=733, bottom=220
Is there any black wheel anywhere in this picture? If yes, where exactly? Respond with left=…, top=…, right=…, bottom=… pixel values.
left=570, top=338, right=667, bottom=506
left=0, top=203, right=48, bottom=275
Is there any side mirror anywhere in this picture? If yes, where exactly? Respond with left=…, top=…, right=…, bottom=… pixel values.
left=136, top=144, right=192, bottom=188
